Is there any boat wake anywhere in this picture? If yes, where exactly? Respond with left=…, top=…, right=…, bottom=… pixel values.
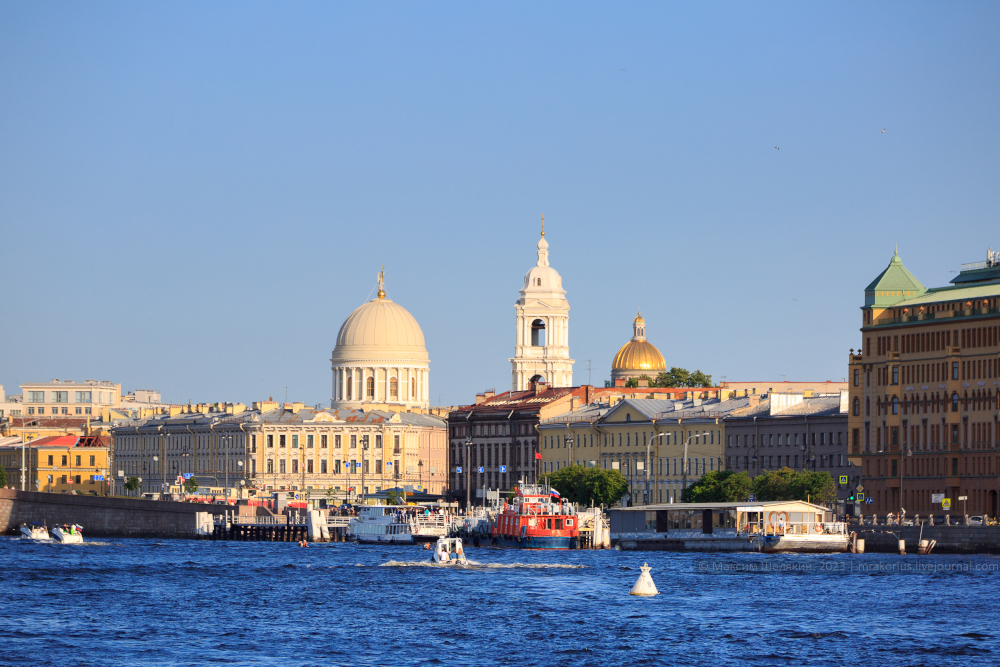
left=378, top=560, right=585, bottom=569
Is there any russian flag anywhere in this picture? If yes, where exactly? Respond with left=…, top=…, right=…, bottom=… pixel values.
left=550, top=489, right=560, bottom=498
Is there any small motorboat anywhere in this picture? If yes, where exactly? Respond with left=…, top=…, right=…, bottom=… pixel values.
left=20, top=522, right=50, bottom=541
left=431, top=537, right=467, bottom=565
left=52, top=524, right=84, bottom=544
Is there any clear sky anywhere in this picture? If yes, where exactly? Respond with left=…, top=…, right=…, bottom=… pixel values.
left=1, top=2, right=998, bottom=407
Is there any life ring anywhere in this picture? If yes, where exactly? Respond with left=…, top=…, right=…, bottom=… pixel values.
left=813, top=523, right=822, bottom=534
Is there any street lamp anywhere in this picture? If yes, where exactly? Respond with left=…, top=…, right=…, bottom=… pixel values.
left=237, top=460, right=244, bottom=500
left=681, top=432, right=710, bottom=500
left=153, top=456, right=160, bottom=496
left=418, top=459, right=423, bottom=491
left=464, top=436, right=472, bottom=511
left=360, top=435, right=369, bottom=505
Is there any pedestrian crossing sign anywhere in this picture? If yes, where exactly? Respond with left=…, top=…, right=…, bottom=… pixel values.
left=839, top=475, right=848, bottom=485
left=857, top=492, right=865, bottom=501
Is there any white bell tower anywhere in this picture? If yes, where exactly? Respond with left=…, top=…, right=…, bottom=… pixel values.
left=510, top=222, right=574, bottom=390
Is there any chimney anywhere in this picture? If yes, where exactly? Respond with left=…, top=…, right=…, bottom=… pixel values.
left=484, top=389, right=496, bottom=400
left=637, top=378, right=649, bottom=388
left=613, top=378, right=626, bottom=388
left=534, top=381, right=547, bottom=396
left=475, top=393, right=486, bottom=405
left=584, top=384, right=593, bottom=405
left=749, top=395, right=761, bottom=408
left=291, top=401, right=305, bottom=413
left=570, top=396, right=581, bottom=412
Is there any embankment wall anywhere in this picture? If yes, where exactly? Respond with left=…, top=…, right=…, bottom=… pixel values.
left=0, top=489, right=229, bottom=538
left=855, top=525, right=1000, bottom=554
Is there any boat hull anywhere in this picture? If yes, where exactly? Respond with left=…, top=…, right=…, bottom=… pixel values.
left=20, top=526, right=49, bottom=540
left=761, top=534, right=849, bottom=553
left=492, top=534, right=576, bottom=549
left=354, top=534, right=414, bottom=545
left=52, top=528, right=84, bottom=544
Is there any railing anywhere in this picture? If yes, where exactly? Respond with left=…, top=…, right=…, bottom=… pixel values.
left=961, top=261, right=988, bottom=271
left=742, top=521, right=847, bottom=536
left=213, top=515, right=306, bottom=526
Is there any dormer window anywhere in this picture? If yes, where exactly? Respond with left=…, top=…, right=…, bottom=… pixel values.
left=535, top=278, right=542, bottom=287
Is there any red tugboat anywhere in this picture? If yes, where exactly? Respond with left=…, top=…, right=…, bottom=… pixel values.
left=490, top=483, right=579, bottom=549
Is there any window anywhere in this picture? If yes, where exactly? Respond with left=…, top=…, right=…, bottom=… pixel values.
left=306, top=460, right=314, bottom=473
left=307, top=435, right=314, bottom=448
left=376, top=460, right=382, bottom=474
left=267, top=435, right=274, bottom=448
left=321, top=435, right=327, bottom=448
left=321, top=459, right=327, bottom=474
left=37, top=407, right=44, bottom=415
left=75, top=407, right=82, bottom=415
left=252, top=435, right=257, bottom=452
left=953, top=362, right=959, bottom=380
left=892, top=367, right=899, bottom=385
left=279, top=459, right=286, bottom=473
left=350, top=435, right=357, bottom=448
left=267, top=459, right=274, bottom=474
left=292, top=435, right=299, bottom=448
left=853, top=398, right=860, bottom=416
left=84, top=407, right=91, bottom=415
left=390, top=377, right=398, bottom=400
left=28, top=391, right=45, bottom=403
left=376, top=434, right=382, bottom=449
left=52, top=391, right=68, bottom=403
left=853, top=369, right=859, bottom=386
left=280, top=435, right=286, bottom=448
left=335, top=435, right=341, bottom=448
left=47, top=455, right=53, bottom=465
left=892, top=397, right=898, bottom=415
left=89, top=455, right=95, bottom=466
left=75, top=391, right=92, bottom=403
left=952, top=394, right=959, bottom=412
left=61, top=456, right=67, bottom=466
left=531, top=319, right=546, bottom=346
left=411, top=377, right=416, bottom=399
left=366, top=377, right=375, bottom=398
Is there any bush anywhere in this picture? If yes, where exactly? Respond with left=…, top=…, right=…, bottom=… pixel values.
left=544, top=465, right=629, bottom=507
left=682, top=470, right=752, bottom=503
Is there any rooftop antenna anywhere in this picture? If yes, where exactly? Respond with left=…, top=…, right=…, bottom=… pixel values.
left=585, top=360, right=592, bottom=386
left=780, top=374, right=786, bottom=382
left=284, top=387, right=288, bottom=403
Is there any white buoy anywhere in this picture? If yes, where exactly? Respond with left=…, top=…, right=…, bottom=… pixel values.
left=629, top=562, right=659, bottom=596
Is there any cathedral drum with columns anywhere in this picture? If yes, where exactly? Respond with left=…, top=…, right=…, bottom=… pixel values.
left=510, top=226, right=575, bottom=391
left=331, top=270, right=430, bottom=410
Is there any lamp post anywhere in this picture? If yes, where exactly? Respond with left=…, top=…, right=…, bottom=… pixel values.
left=649, top=432, right=669, bottom=506
left=681, top=431, right=710, bottom=499
left=152, top=456, right=160, bottom=497
left=237, top=460, right=244, bottom=500
left=418, top=459, right=423, bottom=491
left=464, top=436, right=472, bottom=511
left=360, top=435, right=369, bottom=506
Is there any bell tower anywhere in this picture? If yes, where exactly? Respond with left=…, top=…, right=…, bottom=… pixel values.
left=509, top=222, right=574, bottom=391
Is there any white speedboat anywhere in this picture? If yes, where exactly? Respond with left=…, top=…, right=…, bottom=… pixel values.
left=52, top=524, right=84, bottom=544
left=20, top=522, right=50, bottom=540
left=431, top=537, right=467, bottom=565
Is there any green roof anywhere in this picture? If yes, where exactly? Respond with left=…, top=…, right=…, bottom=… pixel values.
left=892, top=281, right=1000, bottom=308
left=864, top=248, right=927, bottom=307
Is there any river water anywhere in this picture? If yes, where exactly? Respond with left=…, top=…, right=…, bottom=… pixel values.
left=2, top=536, right=998, bottom=666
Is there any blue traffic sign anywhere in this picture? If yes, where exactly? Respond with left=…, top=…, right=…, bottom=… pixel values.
left=747, top=495, right=755, bottom=502
left=477, top=466, right=484, bottom=473
left=183, top=473, right=193, bottom=479
left=386, top=462, right=393, bottom=467
left=456, top=467, right=463, bottom=474
left=500, top=465, right=507, bottom=473
left=865, top=497, right=874, bottom=504
left=94, top=475, right=104, bottom=481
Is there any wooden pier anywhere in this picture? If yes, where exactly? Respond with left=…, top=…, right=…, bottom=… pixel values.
left=209, top=513, right=352, bottom=542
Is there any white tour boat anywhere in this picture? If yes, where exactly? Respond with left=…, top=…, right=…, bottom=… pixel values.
left=20, top=522, right=50, bottom=540
left=348, top=505, right=415, bottom=544
left=52, top=524, right=84, bottom=544
left=431, top=537, right=467, bottom=565
left=408, top=507, right=450, bottom=543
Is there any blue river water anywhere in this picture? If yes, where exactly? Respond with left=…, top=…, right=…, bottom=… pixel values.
left=2, top=536, right=998, bottom=667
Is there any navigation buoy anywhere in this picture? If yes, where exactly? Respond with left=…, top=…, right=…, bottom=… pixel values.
left=629, top=563, right=658, bottom=596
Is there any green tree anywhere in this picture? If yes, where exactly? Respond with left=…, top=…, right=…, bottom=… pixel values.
left=686, top=370, right=713, bottom=387
left=385, top=488, right=404, bottom=505
left=124, top=476, right=141, bottom=495
left=545, top=465, right=629, bottom=507
left=625, top=375, right=655, bottom=388
left=649, top=368, right=713, bottom=388
left=0, top=464, right=7, bottom=487
left=183, top=477, right=199, bottom=495
left=682, top=470, right=752, bottom=503
left=751, top=467, right=836, bottom=504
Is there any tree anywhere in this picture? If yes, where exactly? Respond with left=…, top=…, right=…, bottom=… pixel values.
left=650, top=368, right=713, bottom=388
left=183, top=477, right=199, bottom=495
left=682, top=470, right=752, bottom=503
left=124, top=476, right=141, bottom=496
left=545, top=465, right=629, bottom=507
left=751, top=467, right=836, bottom=504
left=385, top=489, right=404, bottom=505
left=0, top=464, right=7, bottom=487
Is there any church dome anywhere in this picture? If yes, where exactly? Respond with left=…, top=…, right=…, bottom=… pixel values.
left=332, top=296, right=428, bottom=362
left=612, top=340, right=666, bottom=372
left=611, top=310, right=665, bottom=375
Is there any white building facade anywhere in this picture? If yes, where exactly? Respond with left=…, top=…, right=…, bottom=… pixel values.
left=510, top=228, right=574, bottom=390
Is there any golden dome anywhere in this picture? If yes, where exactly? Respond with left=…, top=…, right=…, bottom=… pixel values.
left=634, top=310, right=644, bottom=325
left=612, top=340, right=666, bottom=372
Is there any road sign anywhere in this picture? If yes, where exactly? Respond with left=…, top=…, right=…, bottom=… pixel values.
left=94, top=475, right=104, bottom=481
left=856, top=485, right=864, bottom=492
left=176, top=476, right=184, bottom=484
left=500, top=465, right=507, bottom=473
left=456, top=466, right=463, bottom=474
left=865, top=497, right=874, bottom=505
left=839, top=475, right=848, bottom=485
left=184, top=473, right=193, bottom=479
left=857, top=492, right=865, bottom=501
left=386, top=462, right=393, bottom=467
left=942, top=498, right=951, bottom=510
left=958, top=495, right=968, bottom=501
left=294, top=494, right=299, bottom=500
left=747, top=495, right=755, bottom=502
left=477, top=466, right=484, bottom=473
left=931, top=493, right=944, bottom=503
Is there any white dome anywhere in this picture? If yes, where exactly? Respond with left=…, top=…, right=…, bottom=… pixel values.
left=332, top=298, right=428, bottom=362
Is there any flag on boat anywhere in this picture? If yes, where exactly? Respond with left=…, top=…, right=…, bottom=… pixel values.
left=550, top=489, right=560, bottom=498
left=534, top=452, right=543, bottom=460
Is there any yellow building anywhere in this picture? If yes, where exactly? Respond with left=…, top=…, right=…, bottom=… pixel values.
left=848, top=248, right=1000, bottom=517
left=0, top=435, right=111, bottom=494
left=538, top=395, right=751, bottom=505
left=20, top=379, right=121, bottom=417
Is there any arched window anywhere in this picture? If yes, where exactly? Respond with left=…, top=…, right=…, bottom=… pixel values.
left=865, top=398, right=870, bottom=416
left=853, top=398, right=860, bottom=416
left=892, top=397, right=898, bottom=415
left=531, top=319, right=546, bottom=346
left=346, top=375, right=353, bottom=400
left=535, top=277, right=542, bottom=287
left=366, top=377, right=375, bottom=399
left=952, top=393, right=959, bottom=412
left=411, top=377, right=416, bottom=400
left=390, top=376, right=398, bottom=400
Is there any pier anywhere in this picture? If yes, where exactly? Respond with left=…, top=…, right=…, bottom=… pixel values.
left=205, top=511, right=352, bottom=542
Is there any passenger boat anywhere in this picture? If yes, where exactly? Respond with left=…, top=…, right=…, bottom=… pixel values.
left=608, top=501, right=849, bottom=553
left=52, top=524, right=84, bottom=544
left=348, top=505, right=414, bottom=544
left=408, top=507, right=450, bottom=543
left=489, top=484, right=579, bottom=549
left=20, top=522, right=50, bottom=540
left=431, top=537, right=467, bottom=565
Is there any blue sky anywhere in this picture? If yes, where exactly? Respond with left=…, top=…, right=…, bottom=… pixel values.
left=1, top=2, right=998, bottom=407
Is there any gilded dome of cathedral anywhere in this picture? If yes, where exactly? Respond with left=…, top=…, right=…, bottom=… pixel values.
left=611, top=311, right=666, bottom=373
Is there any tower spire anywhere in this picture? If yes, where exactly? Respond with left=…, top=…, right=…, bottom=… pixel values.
left=541, top=215, right=545, bottom=237
left=376, top=265, right=385, bottom=299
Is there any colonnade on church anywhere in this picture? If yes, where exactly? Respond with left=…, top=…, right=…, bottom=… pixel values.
left=332, top=364, right=429, bottom=406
